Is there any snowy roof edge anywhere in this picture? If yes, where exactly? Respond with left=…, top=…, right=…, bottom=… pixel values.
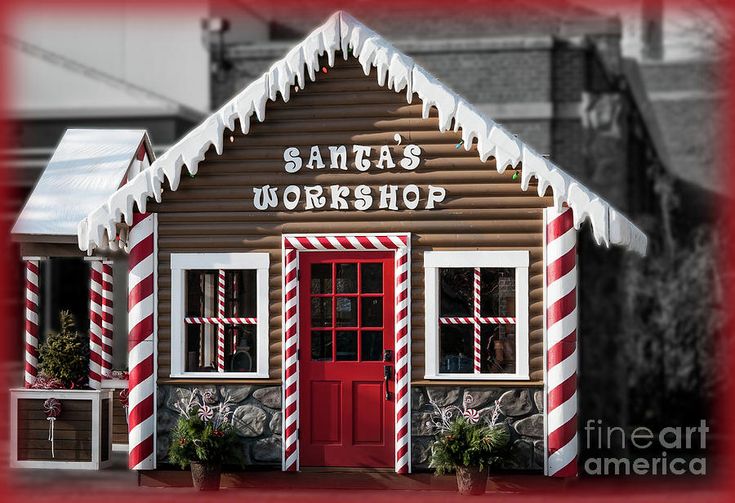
left=76, top=11, right=647, bottom=256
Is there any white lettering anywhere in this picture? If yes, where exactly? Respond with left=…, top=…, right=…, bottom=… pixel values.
left=330, top=184, right=350, bottom=210
left=304, top=185, right=326, bottom=210
left=402, top=184, right=420, bottom=210
left=283, top=147, right=302, bottom=173
left=378, top=185, right=399, bottom=211
left=400, top=144, right=421, bottom=170
left=306, top=146, right=325, bottom=169
left=253, top=185, right=278, bottom=210
left=329, top=145, right=348, bottom=170
left=426, top=185, right=446, bottom=209
left=376, top=145, right=395, bottom=169
left=353, top=145, right=372, bottom=171
left=283, top=185, right=301, bottom=210
left=354, top=185, right=373, bottom=211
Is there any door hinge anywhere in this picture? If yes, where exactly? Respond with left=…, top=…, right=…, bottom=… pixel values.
left=297, top=269, right=301, bottom=281
left=297, top=348, right=300, bottom=360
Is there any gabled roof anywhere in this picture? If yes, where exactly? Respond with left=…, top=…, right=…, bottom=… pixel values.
left=13, top=129, right=153, bottom=238
left=77, top=11, right=647, bottom=256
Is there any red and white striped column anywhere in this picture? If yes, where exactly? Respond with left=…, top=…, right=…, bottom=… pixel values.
left=88, top=260, right=104, bottom=389
left=473, top=267, right=481, bottom=374
left=394, top=240, right=410, bottom=474
left=282, top=247, right=299, bottom=471
left=544, top=207, right=578, bottom=477
left=127, top=212, right=157, bottom=470
left=101, top=262, right=114, bottom=378
left=217, top=269, right=226, bottom=372
left=24, top=259, right=41, bottom=388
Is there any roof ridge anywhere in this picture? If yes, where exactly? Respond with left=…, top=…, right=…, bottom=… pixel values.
left=77, top=10, right=646, bottom=256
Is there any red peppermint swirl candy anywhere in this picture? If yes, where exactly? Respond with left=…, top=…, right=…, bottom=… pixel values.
left=43, top=398, right=62, bottom=418
left=463, top=408, right=480, bottom=424
left=119, top=388, right=129, bottom=407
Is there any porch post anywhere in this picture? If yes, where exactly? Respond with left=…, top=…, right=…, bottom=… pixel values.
left=23, top=258, right=42, bottom=388
left=543, top=207, right=579, bottom=477
left=88, top=259, right=104, bottom=389
left=101, top=261, right=114, bottom=378
left=127, top=212, right=157, bottom=470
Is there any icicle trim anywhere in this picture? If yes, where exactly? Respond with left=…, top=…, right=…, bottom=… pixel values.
left=77, top=11, right=646, bottom=256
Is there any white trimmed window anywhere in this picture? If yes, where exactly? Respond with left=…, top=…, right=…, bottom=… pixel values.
left=424, top=251, right=529, bottom=380
left=170, top=253, right=269, bottom=378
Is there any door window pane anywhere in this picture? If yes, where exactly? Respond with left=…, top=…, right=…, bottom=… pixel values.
left=439, top=268, right=473, bottom=317
left=311, top=264, right=332, bottom=294
left=336, top=297, right=357, bottom=327
left=336, top=263, right=358, bottom=293
left=311, top=331, right=333, bottom=361
left=311, top=297, right=333, bottom=327
left=480, top=268, right=515, bottom=317
left=480, top=325, right=515, bottom=374
left=361, top=263, right=383, bottom=293
left=439, top=324, right=474, bottom=373
left=361, top=331, right=383, bottom=361
left=336, top=331, right=358, bottom=361
left=361, top=297, right=383, bottom=327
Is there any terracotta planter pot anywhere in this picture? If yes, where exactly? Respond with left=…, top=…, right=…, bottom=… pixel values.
left=190, top=461, right=222, bottom=491
left=455, top=465, right=488, bottom=496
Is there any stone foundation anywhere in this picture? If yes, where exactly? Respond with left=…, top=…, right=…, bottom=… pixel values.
left=156, top=384, right=282, bottom=466
left=411, top=385, right=544, bottom=472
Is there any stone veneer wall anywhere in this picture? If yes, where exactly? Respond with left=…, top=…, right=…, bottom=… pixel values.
left=412, top=386, right=545, bottom=471
left=156, top=385, right=282, bottom=466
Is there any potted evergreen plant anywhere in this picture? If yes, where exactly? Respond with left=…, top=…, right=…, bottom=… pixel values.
left=169, top=389, right=244, bottom=491
left=429, top=401, right=510, bottom=496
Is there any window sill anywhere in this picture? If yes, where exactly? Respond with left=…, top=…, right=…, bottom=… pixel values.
left=169, top=372, right=270, bottom=379
left=423, top=373, right=530, bottom=381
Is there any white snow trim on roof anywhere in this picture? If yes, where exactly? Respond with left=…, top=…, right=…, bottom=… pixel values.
left=77, top=11, right=647, bottom=256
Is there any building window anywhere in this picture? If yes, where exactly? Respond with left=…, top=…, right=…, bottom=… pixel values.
left=424, top=251, right=529, bottom=380
left=170, top=253, right=269, bottom=378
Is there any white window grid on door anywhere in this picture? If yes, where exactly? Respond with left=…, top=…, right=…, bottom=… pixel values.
left=170, top=253, right=269, bottom=378
left=424, top=250, right=530, bottom=380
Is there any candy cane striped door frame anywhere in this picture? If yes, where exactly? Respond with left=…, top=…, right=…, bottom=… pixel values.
left=281, top=233, right=411, bottom=474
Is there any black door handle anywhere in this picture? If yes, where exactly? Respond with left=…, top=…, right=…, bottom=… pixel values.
left=384, top=365, right=392, bottom=400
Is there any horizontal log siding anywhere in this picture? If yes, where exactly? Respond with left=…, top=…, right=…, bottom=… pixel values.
left=17, top=399, right=93, bottom=461
left=150, top=57, right=550, bottom=382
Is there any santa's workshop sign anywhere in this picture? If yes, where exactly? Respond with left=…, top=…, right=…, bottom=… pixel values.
left=253, top=136, right=446, bottom=211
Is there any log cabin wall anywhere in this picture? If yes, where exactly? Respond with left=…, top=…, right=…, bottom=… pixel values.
left=149, top=55, right=551, bottom=385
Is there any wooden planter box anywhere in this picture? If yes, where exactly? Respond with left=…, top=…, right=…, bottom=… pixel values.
left=10, top=389, right=113, bottom=470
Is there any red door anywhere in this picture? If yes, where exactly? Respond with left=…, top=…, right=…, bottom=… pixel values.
left=300, top=251, right=395, bottom=468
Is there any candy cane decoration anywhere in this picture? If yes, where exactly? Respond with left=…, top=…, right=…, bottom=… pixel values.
left=544, top=207, right=578, bottom=477
left=281, top=234, right=411, bottom=474
left=24, top=259, right=41, bottom=388
left=101, top=261, right=114, bottom=378
left=88, top=260, right=104, bottom=389
left=473, top=267, right=481, bottom=373
left=127, top=212, right=156, bottom=470
left=217, top=269, right=226, bottom=372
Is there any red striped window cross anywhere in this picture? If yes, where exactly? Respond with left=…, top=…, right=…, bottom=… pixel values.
left=184, top=269, right=258, bottom=373
left=437, top=266, right=516, bottom=375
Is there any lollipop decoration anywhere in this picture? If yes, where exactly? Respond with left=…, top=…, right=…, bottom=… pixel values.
left=43, top=398, right=62, bottom=458
left=462, top=408, right=480, bottom=424
left=119, top=388, right=130, bottom=425
left=197, top=404, right=214, bottom=422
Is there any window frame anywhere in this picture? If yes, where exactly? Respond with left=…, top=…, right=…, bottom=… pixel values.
left=424, top=250, right=529, bottom=380
left=170, top=252, right=270, bottom=379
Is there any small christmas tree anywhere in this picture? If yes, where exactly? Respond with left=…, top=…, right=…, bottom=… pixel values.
left=39, top=311, right=90, bottom=389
